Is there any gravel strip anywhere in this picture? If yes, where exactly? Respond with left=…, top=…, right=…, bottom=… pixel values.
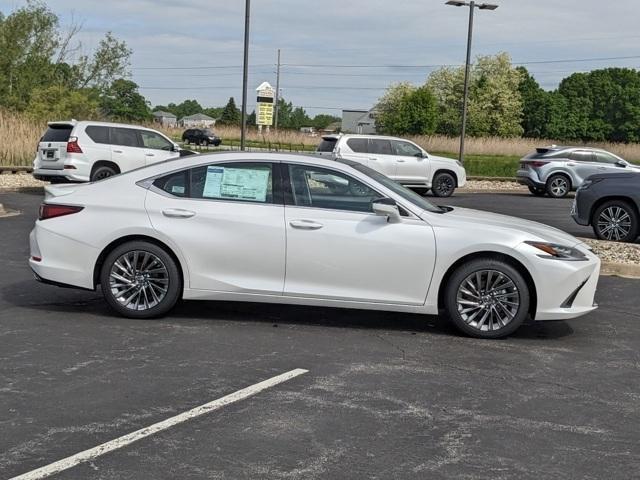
left=462, top=180, right=526, bottom=191
left=0, top=172, right=47, bottom=190
left=580, top=237, right=640, bottom=265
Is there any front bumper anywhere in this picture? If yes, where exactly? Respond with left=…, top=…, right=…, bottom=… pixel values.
left=570, top=189, right=596, bottom=226
left=515, top=242, right=600, bottom=321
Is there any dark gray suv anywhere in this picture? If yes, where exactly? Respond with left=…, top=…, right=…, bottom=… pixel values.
left=516, top=146, right=639, bottom=198
left=572, top=172, right=640, bottom=242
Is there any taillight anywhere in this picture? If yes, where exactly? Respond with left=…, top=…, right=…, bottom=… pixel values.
left=529, top=161, right=548, bottom=168
left=39, top=204, right=84, bottom=220
left=66, top=136, right=83, bottom=153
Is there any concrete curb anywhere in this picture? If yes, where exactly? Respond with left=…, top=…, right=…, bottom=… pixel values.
left=600, top=262, right=640, bottom=279
left=0, top=202, right=20, bottom=218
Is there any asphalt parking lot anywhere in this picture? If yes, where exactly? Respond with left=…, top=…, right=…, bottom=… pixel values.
left=1, top=190, right=639, bottom=479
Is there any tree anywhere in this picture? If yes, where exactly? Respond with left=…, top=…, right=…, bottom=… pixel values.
left=427, top=52, right=523, bottom=137
left=100, top=79, right=150, bottom=121
left=311, top=114, right=340, bottom=130
left=517, top=67, right=550, bottom=138
left=27, top=85, right=99, bottom=120
left=376, top=83, right=438, bottom=135
left=72, top=32, right=131, bottom=91
left=173, top=99, right=202, bottom=119
left=218, top=97, right=241, bottom=125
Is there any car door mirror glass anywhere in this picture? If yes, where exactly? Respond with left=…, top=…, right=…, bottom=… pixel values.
left=616, top=159, right=629, bottom=167
left=372, top=198, right=402, bottom=223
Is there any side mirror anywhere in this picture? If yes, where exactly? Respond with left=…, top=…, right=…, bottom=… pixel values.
left=172, top=144, right=180, bottom=152
left=372, top=198, right=402, bottom=224
left=616, top=159, right=629, bottom=168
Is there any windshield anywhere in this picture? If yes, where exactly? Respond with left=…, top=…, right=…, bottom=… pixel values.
left=340, top=159, right=443, bottom=213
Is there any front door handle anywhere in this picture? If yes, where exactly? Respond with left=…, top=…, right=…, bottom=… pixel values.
left=146, top=153, right=155, bottom=157
left=397, top=159, right=406, bottom=163
left=290, top=220, right=323, bottom=230
left=162, top=208, right=196, bottom=218
left=113, top=150, right=123, bottom=154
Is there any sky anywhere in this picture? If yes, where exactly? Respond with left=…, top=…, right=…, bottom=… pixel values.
left=2, top=0, right=639, bottom=116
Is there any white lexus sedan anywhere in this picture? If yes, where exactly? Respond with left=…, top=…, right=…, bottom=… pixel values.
left=29, top=153, right=600, bottom=339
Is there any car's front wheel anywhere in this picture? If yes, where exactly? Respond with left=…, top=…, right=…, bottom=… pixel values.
left=592, top=200, right=638, bottom=242
left=432, top=172, right=456, bottom=197
left=100, top=241, right=182, bottom=318
left=443, top=258, right=529, bottom=339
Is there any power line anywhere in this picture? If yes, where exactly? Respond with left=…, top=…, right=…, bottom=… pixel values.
left=139, top=85, right=390, bottom=90
left=132, top=64, right=272, bottom=71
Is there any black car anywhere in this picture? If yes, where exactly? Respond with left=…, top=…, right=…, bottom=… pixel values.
left=572, top=172, right=640, bottom=242
left=181, top=128, right=221, bottom=146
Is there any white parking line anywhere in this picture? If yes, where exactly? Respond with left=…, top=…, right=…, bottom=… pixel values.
left=10, top=368, right=309, bottom=480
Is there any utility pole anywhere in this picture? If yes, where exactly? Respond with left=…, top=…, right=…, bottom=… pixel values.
left=240, top=0, right=251, bottom=151
left=274, top=49, right=281, bottom=130
left=445, top=1, right=498, bottom=164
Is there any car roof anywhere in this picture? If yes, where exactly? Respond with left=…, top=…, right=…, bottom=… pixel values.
left=46, top=120, right=165, bottom=132
left=542, top=145, right=618, bottom=155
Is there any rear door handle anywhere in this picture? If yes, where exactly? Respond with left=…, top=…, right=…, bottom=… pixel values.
left=397, top=159, right=406, bottom=163
left=145, top=153, right=155, bottom=157
left=369, top=157, right=378, bottom=161
left=290, top=220, right=323, bottom=230
left=113, top=150, right=123, bottom=154
left=162, top=208, right=196, bottom=218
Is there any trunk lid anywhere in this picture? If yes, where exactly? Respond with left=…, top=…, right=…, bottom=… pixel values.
left=37, top=122, right=75, bottom=170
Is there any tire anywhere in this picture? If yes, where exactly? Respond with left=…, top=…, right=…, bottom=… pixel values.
left=591, top=200, right=639, bottom=242
left=443, top=258, right=530, bottom=339
left=183, top=137, right=190, bottom=145
left=546, top=174, right=570, bottom=198
left=199, top=138, right=208, bottom=146
left=432, top=172, right=456, bottom=197
left=528, top=185, right=546, bottom=196
left=100, top=241, right=182, bottom=319
left=213, top=139, right=221, bottom=147
left=91, top=165, right=117, bottom=182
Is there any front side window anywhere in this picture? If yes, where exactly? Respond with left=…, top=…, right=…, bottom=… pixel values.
left=141, top=131, right=173, bottom=150
left=288, top=164, right=382, bottom=213
left=369, top=139, right=393, bottom=155
left=594, top=152, right=619, bottom=164
left=111, top=128, right=141, bottom=147
left=393, top=140, right=422, bottom=157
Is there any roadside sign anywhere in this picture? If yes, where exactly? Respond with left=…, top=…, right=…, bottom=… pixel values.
left=256, top=81, right=274, bottom=126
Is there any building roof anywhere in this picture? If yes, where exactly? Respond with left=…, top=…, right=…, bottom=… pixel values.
left=152, top=110, right=177, bottom=118
left=181, top=113, right=215, bottom=121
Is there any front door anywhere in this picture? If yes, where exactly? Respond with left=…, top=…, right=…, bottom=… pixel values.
left=145, top=161, right=286, bottom=294
left=283, top=163, right=436, bottom=305
left=139, top=130, right=177, bottom=165
left=391, top=140, right=429, bottom=184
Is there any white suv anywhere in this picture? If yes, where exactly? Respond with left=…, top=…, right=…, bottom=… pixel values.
left=33, top=120, right=181, bottom=183
left=316, top=134, right=466, bottom=197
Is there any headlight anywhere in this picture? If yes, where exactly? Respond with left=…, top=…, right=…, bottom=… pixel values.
left=525, top=241, right=588, bottom=261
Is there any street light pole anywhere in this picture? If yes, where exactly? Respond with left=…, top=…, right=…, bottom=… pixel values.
left=445, top=1, right=498, bottom=164
left=240, top=0, right=251, bottom=151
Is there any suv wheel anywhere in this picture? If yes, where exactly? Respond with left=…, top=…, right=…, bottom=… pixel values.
left=528, top=185, right=546, bottom=196
left=432, top=172, right=456, bottom=197
left=100, top=241, right=182, bottom=318
left=546, top=174, right=570, bottom=198
left=183, top=138, right=190, bottom=145
left=91, top=165, right=117, bottom=182
left=592, top=200, right=638, bottom=242
left=443, top=259, right=529, bottom=339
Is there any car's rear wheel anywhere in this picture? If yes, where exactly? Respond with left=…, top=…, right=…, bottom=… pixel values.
left=183, top=138, right=190, bottom=145
left=199, top=138, right=208, bottom=146
left=443, top=259, right=529, bottom=339
left=528, top=185, right=546, bottom=196
left=91, top=165, right=117, bottom=182
left=432, top=172, right=456, bottom=197
left=100, top=241, right=182, bottom=318
left=546, top=174, right=570, bottom=198
left=592, top=200, right=638, bottom=242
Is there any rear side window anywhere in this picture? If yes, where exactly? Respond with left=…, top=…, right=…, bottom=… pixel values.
left=111, top=128, right=141, bottom=147
left=41, top=125, right=73, bottom=142
left=153, top=170, right=188, bottom=197
left=569, top=151, right=595, bottom=162
left=369, top=139, right=392, bottom=155
left=85, top=126, right=110, bottom=144
left=346, top=138, right=369, bottom=153
left=317, top=138, right=337, bottom=152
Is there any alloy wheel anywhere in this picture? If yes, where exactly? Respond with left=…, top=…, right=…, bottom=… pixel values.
left=549, top=177, right=568, bottom=197
left=456, top=269, right=520, bottom=332
left=597, top=206, right=632, bottom=241
left=435, top=175, right=454, bottom=196
left=109, top=250, right=169, bottom=311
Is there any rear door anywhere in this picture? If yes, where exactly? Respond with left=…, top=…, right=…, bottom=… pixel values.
left=37, top=123, right=74, bottom=170
left=139, top=130, right=177, bottom=165
left=391, top=140, right=429, bottom=183
left=568, top=150, right=599, bottom=183
left=110, top=127, right=146, bottom=172
left=367, top=138, right=397, bottom=178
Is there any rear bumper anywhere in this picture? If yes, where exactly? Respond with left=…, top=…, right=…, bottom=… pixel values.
left=516, top=171, right=545, bottom=189
left=33, top=168, right=89, bottom=183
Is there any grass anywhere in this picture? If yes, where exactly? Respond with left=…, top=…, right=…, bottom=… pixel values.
left=1, top=111, right=639, bottom=178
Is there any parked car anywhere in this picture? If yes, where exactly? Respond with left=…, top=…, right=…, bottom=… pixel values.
left=29, top=152, right=600, bottom=339
left=516, top=145, right=639, bottom=198
left=571, top=172, right=640, bottom=242
left=316, top=134, right=466, bottom=197
left=182, top=128, right=221, bottom=146
left=33, top=120, right=181, bottom=183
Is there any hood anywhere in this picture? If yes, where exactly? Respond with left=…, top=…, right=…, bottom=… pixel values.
left=429, top=154, right=461, bottom=166
left=585, top=171, right=640, bottom=181
left=432, top=206, right=582, bottom=246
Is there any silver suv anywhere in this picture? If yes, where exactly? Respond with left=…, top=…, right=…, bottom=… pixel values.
left=516, top=146, right=639, bottom=198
